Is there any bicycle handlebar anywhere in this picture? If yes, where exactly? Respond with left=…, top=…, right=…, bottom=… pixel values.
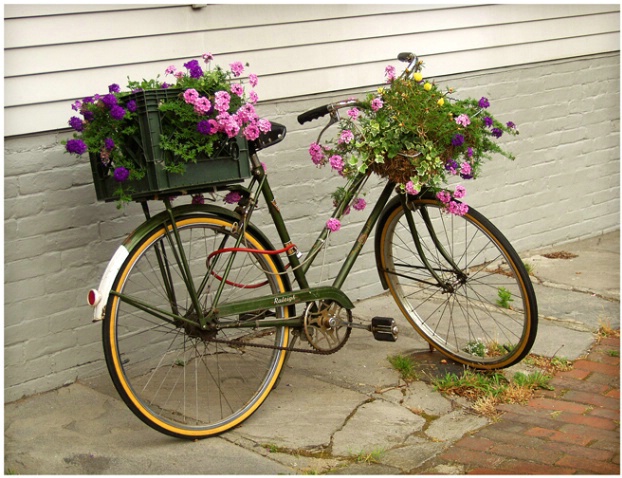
left=297, top=104, right=331, bottom=125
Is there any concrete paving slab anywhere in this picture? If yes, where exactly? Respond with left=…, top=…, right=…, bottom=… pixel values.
left=331, top=399, right=426, bottom=457
left=424, top=409, right=489, bottom=442
left=4, top=383, right=292, bottom=475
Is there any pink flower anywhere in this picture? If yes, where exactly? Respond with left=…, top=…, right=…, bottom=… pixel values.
left=202, top=52, right=214, bottom=64
left=339, top=129, right=354, bottom=144
left=405, top=181, right=419, bottom=196
left=231, top=83, right=245, bottom=97
left=326, top=218, right=341, bottom=232
left=165, top=65, right=177, bottom=75
left=193, top=96, right=212, bottom=115
left=385, top=65, right=396, bottom=83
left=249, top=91, right=259, bottom=104
left=249, top=74, right=258, bottom=87
left=183, top=88, right=199, bottom=104
left=347, top=108, right=360, bottom=121
left=257, top=118, right=272, bottom=133
left=455, top=114, right=471, bottom=127
left=453, top=185, right=466, bottom=199
left=329, top=155, right=344, bottom=173
left=436, top=190, right=451, bottom=204
left=309, top=142, right=324, bottom=165
left=447, top=201, right=469, bottom=216
left=352, top=198, right=367, bottom=211
left=243, top=124, right=260, bottom=141
left=174, top=71, right=184, bottom=80
left=371, top=98, right=383, bottom=112
left=460, top=162, right=472, bottom=177
left=230, top=61, right=244, bottom=77
left=214, top=91, right=230, bottom=112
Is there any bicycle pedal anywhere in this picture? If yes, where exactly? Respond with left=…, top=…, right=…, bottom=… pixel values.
left=370, top=317, right=399, bottom=342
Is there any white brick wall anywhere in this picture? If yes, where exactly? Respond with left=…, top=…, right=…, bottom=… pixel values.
left=4, top=53, right=619, bottom=402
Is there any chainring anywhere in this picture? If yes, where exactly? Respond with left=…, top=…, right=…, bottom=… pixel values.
left=303, top=301, right=352, bottom=354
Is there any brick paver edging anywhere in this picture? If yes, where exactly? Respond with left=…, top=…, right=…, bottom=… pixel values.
left=435, top=335, right=620, bottom=475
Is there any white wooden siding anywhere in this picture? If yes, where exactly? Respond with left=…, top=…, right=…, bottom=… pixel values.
left=4, top=3, right=620, bottom=136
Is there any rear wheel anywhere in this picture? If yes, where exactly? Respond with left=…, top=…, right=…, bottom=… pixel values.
left=103, top=213, right=290, bottom=438
left=377, top=195, right=538, bottom=369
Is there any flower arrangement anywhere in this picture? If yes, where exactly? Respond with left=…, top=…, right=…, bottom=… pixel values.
left=309, top=58, right=518, bottom=226
left=64, top=53, right=271, bottom=203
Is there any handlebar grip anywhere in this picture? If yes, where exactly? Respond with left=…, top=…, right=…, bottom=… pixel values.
left=297, top=104, right=331, bottom=125
left=398, top=52, right=415, bottom=63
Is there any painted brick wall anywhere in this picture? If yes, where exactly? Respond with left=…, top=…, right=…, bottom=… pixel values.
left=4, top=53, right=619, bottom=402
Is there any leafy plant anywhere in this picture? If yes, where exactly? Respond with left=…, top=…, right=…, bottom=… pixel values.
left=308, top=55, right=519, bottom=230
left=387, top=354, right=419, bottom=381
left=63, top=54, right=271, bottom=204
left=496, top=287, right=514, bottom=308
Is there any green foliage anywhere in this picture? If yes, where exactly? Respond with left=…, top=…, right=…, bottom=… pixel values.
left=496, top=287, right=514, bottom=308
left=387, top=354, right=418, bottom=381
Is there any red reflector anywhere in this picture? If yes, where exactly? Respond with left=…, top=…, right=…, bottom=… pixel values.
left=87, top=289, right=100, bottom=307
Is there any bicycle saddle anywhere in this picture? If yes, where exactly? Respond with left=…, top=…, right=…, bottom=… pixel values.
left=252, top=122, right=286, bottom=151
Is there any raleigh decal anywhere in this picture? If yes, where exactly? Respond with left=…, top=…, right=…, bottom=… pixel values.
left=274, top=295, right=297, bottom=305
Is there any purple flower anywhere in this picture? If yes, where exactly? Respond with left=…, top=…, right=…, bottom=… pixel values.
left=483, top=117, right=493, bottom=127
left=161, top=82, right=171, bottom=89
left=224, top=191, right=242, bottom=204
left=113, top=167, right=130, bottom=182
left=68, top=116, right=84, bottom=132
left=65, top=138, right=88, bottom=155
left=101, top=94, right=117, bottom=108
left=230, top=61, right=244, bottom=77
left=445, top=159, right=459, bottom=175
left=83, top=110, right=95, bottom=122
left=104, top=138, right=115, bottom=150
left=451, top=134, right=465, bottom=147
left=126, top=100, right=137, bottom=113
left=108, top=83, right=121, bottom=94
left=478, top=97, right=490, bottom=109
left=110, top=105, right=126, bottom=120
left=196, top=120, right=213, bottom=135
left=191, top=194, right=205, bottom=205
left=506, top=121, right=517, bottom=130
left=183, top=59, right=203, bottom=79
left=491, top=128, right=503, bottom=138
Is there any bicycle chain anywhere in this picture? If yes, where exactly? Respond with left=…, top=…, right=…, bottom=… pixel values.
left=206, top=330, right=349, bottom=355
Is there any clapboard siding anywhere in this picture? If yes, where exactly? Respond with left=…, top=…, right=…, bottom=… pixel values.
left=4, top=4, right=620, bottom=136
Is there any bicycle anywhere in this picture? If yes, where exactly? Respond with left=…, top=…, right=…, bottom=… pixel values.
left=88, top=53, right=538, bottom=439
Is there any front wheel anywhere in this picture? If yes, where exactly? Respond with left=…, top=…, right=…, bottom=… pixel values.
left=103, top=212, right=291, bottom=438
left=377, top=195, right=538, bottom=369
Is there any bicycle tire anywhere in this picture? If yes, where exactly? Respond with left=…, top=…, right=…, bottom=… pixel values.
left=103, top=212, right=291, bottom=438
left=376, top=194, right=538, bottom=369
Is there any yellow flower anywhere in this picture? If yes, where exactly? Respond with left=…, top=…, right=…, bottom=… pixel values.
left=437, top=97, right=445, bottom=106
left=424, top=82, right=432, bottom=91
left=413, top=72, right=423, bottom=82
